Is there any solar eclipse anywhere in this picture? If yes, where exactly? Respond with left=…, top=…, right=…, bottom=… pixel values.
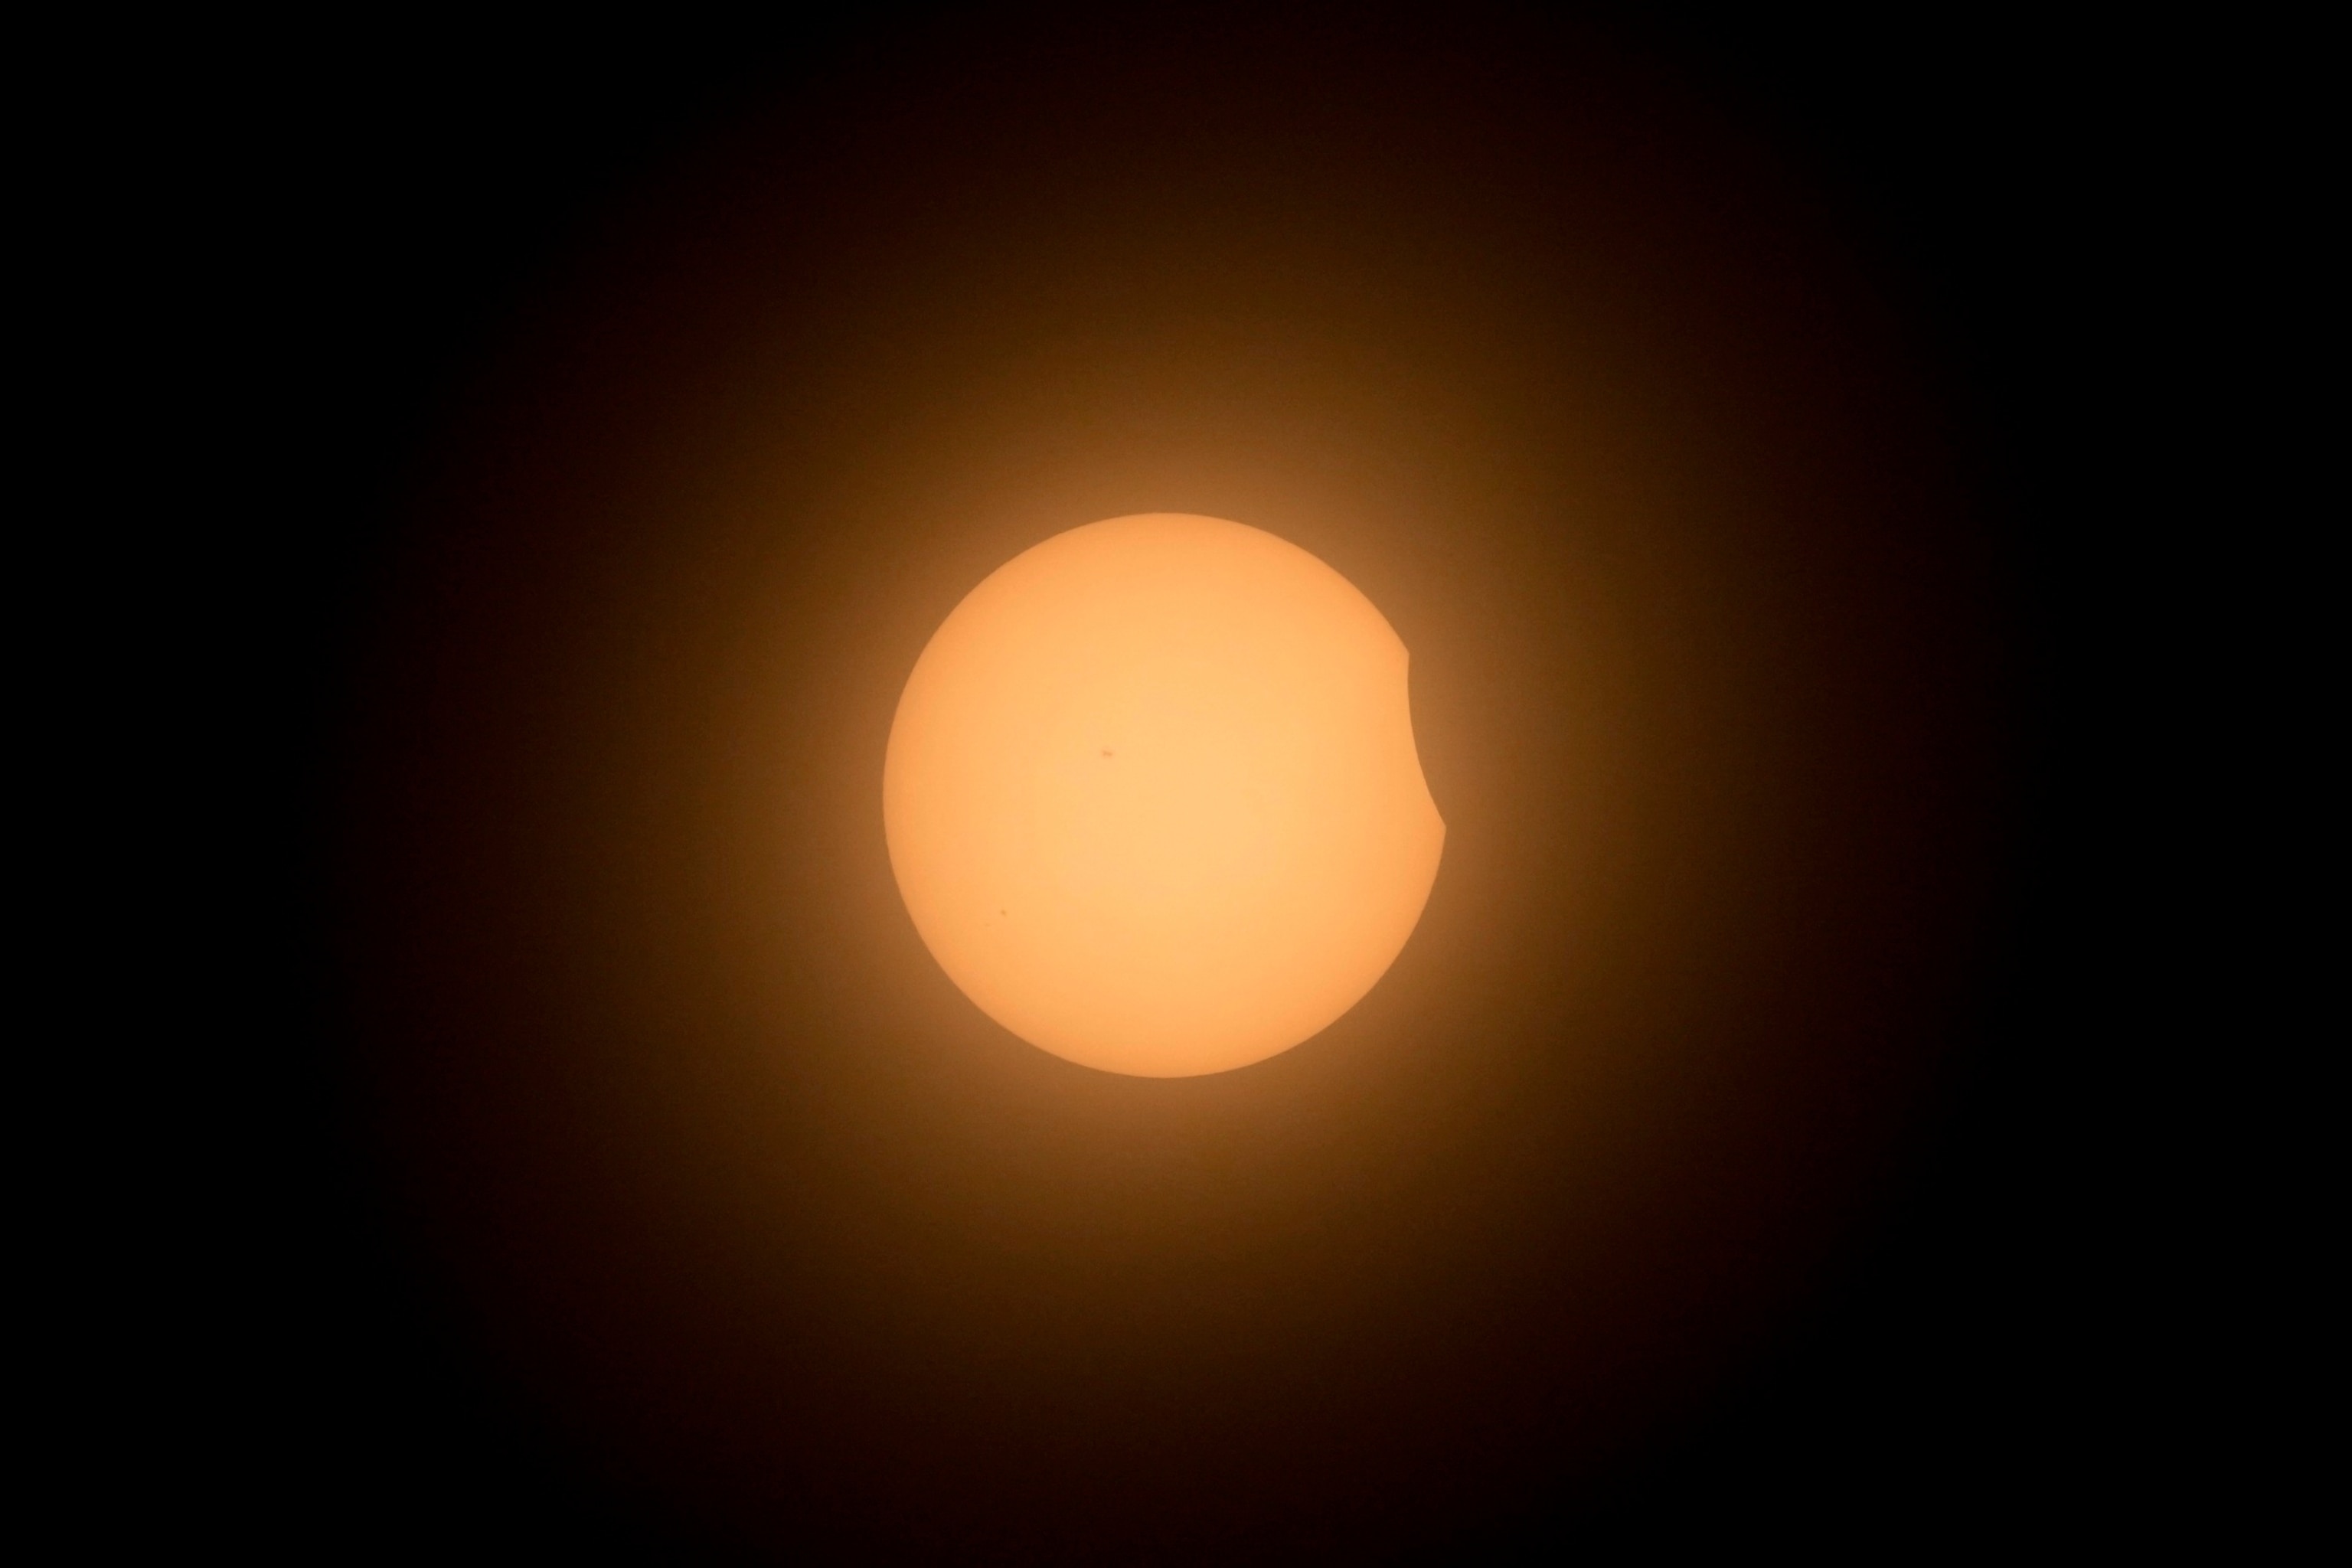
left=885, top=513, right=1445, bottom=1076
left=305, top=8, right=2024, bottom=1557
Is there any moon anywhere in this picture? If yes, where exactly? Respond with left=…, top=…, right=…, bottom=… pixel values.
left=884, top=514, right=1446, bottom=1076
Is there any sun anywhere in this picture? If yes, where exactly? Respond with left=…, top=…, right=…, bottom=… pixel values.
left=884, top=514, right=1444, bottom=1076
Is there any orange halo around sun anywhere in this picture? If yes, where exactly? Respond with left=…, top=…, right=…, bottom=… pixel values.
left=884, top=514, right=1446, bottom=1077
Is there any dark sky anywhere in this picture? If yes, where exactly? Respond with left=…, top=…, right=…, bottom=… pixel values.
left=183, top=5, right=2159, bottom=1558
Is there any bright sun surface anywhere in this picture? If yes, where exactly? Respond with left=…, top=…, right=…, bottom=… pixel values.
left=884, top=514, right=1445, bottom=1076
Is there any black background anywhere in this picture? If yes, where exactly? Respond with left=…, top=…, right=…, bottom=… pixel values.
left=168, top=3, right=2178, bottom=1558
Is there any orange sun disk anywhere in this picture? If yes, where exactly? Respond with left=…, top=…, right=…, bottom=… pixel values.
left=884, top=514, right=1446, bottom=1076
